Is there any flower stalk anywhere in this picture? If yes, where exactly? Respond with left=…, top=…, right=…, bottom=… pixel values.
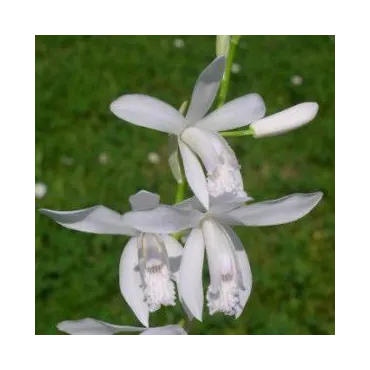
left=217, top=35, right=241, bottom=108
left=220, top=127, right=254, bottom=137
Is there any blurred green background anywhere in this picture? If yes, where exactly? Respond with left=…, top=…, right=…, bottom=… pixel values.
left=35, top=35, right=334, bottom=335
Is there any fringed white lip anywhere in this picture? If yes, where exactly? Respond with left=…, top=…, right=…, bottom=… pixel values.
left=202, top=218, right=244, bottom=316
left=137, top=233, right=176, bottom=312
left=181, top=127, right=247, bottom=200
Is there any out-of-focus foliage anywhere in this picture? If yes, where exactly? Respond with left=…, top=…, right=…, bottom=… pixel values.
left=35, top=35, right=334, bottom=335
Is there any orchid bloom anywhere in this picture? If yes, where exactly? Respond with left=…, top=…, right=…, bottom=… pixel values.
left=40, top=190, right=202, bottom=327
left=122, top=191, right=323, bottom=321
left=110, top=57, right=265, bottom=210
left=57, top=318, right=186, bottom=335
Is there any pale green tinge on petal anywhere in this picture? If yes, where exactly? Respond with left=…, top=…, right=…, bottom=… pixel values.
left=168, top=134, right=183, bottom=184
left=195, top=93, right=266, bottom=132
left=110, top=94, right=185, bottom=134
left=223, top=226, right=252, bottom=318
left=57, top=318, right=144, bottom=335
left=119, top=237, right=149, bottom=327
left=179, top=228, right=205, bottom=321
left=222, top=192, right=323, bottom=226
left=186, top=57, right=226, bottom=123
left=129, top=190, right=160, bottom=211
left=123, top=205, right=203, bottom=234
left=140, top=325, right=187, bottom=335
left=39, top=206, right=136, bottom=236
left=178, top=139, right=209, bottom=210
left=251, top=102, right=319, bottom=138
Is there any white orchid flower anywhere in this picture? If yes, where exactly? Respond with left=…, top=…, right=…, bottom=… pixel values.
left=110, top=57, right=266, bottom=210
left=122, top=191, right=323, bottom=321
left=40, top=190, right=202, bottom=327
left=57, top=318, right=187, bottom=335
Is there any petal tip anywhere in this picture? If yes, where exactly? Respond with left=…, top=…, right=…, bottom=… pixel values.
left=304, top=102, right=319, bottom=120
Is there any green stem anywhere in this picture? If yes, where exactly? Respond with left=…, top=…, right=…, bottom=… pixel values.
left=220, top=127, right=254, bottom=137
left=175, top=179, right=186, bottom=204
left=217, top=35, right=241, bottom=108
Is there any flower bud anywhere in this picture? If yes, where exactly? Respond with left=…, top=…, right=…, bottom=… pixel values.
left=216, top=35, right=231, bottom=57
left=251, top=102, right=319, bottom=138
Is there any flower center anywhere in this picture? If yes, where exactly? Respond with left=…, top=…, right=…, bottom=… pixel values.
left=181, top=127, right=247, bottom=199
left=138, top=234, right=176, bottom=312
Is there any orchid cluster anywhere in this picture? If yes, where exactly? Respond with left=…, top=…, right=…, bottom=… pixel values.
left=40, top=36, right=322, bottom=335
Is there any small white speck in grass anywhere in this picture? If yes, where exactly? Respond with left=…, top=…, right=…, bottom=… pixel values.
left=148, top=152, right=161, bottom=164
left=60, top=156, right=75, bottom=166
left=99, top=152, right=109, bottom=165
left=173, top=38, right=185, bottom=49
left=231, top=63, right=241, bottom=74
left=290, top=75, right=304, bottom=86
left=181, top=235, right=188, bottom=244
left=35, top=182, right=47, bottom=199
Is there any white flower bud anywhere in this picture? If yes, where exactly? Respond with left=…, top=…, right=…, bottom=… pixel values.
left=251, top=102, right=319, bottom=138
left=216, top=35, right=231, bottom=57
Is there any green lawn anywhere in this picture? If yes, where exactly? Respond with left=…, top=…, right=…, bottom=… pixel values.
left=35, top=35, right=335, bottom=335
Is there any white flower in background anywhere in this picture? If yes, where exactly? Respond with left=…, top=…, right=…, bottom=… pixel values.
left=123, top=191, right=323, bottom=320
left=148, top=152, right=161, bottom=164
left=231, top=63, right=241, bottom=74
left=290, top=75, right=303, bottom=86
left=39, top=190, right=202, bottom=327
left=173, top=38, right=185, bottom=49
left=35, top=182, right=47, bottom=199
left=251, top=102, right=318, bottom=138
left=58, top=318, right=186, bottom=335
left=99, top=152, right=109, bottom=165
left=110, top=57, right=266, bottom=209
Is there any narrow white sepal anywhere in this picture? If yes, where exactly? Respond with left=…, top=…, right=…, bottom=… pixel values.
left=57, top=318, right=144, bottom=335
left=39, top=206, right=136, bottom=236
left=178, top=139, right=209, bottom=210
left=119, top=237, right=149, bottom=327
left=178, top=228, right=205, bottom=321
left=251, top=102, right=319, bottom=138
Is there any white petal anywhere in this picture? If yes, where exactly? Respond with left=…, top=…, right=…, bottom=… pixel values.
left=110, top=94, right=185, bottom=134
left=179, top=228, right=205, bottom=321
left=186, top=57, right=226, bottom=123
left=168, top=134, right=183, bottom=184
left=161, top=235, right=183, bottom=280
left=178, top=139, right=209, bottom=210
left=222, top=192, right=323, bottom=226
left=119, top=237, right=149, bottom=327
left=195, top=94, right=266, bottom=132
left=223, top=226, right=252, bottom=318
left=57, top=318, right=144, bottom=335
left=123, top=205, right=203, bottom=234
left=129, top=190, right=160, bottom=211
left=39, top=206, right=136, bottom=235
left=251, top=102, right=319, bottom=138
left=179, top=296, right=194, bottom=321
left=140, top=325, right=187, bottom=335
left=175, top=196, right=205, bottom=212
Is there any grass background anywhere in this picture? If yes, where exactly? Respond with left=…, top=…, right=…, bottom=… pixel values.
left=35, top=35, right=335, bottom=335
